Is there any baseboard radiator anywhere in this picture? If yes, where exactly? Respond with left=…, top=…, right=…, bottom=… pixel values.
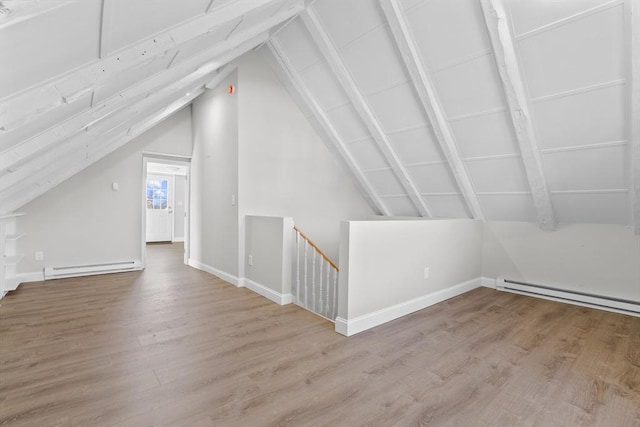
left=496, top=277, right=640, bottom=316
left=44, top=261, right=142, bottom=280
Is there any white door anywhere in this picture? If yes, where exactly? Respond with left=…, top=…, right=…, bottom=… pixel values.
left=146, top=174, right=173, bottom=242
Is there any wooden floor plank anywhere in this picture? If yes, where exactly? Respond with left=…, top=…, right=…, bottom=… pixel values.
left=1, top=243, right=638, bottom=426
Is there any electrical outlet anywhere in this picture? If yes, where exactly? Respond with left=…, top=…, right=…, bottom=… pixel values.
left=424, top=267, right=430, bottom=280
left=35, top=251, right=44, bottom=261
left=248, top=255, right=253, bottom=266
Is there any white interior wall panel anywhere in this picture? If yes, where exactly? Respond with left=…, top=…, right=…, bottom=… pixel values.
left=506, top=0, right=617, bottom=36
left=273, top=19, right=321, bottom=71
left=380, top=196, right=420, bottom=217
left=169, top=19, right=241, bottom=67
left=433, top=55, right=507, bottom=119
left=0, top=1, right=102, bottom=98
left=405, top=0, right=492, bottom=69
left=407, top=163, right=459, bottom=194
left=345, top=139, right=390, bottom=172
left=421, top=194, right=470, bottom=219
left=552, top=193, right=629, bottom=224
left=366, top=83, right=428, bottom=133
left=479, top=194, right=538, bottom=222
left=366, top=168, right=406, bottom=196
left=516, top=3, right=626, bottom=98
left=450, top=111, right=519, bottom=158
left=325, top=104, right=372, bottom=142
left=532, top=85, right=627, bottom=150
left=1, top=0, right=636, bottom=229
left=312, top=0, right=386, bottom=49
left=102, top=0, right=211, bottom=55
left=388, top=125, right=445, bottom=165
left=543, top=145, right=628, bottom=191
left=339, top=25, right=409, bottom=95
left=466, top=157, right=530, bottom=193
left=299, top=62, right=350, bottom=111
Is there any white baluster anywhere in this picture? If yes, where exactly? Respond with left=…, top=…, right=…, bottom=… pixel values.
left=325, top=262, right=330, bottom=316
left=318, top=257, right=323, bottom=317
left=311, top=249, right=316, bottom=312
left=295, top=230, right=300, bottom=305
left=332, top=268, right=338, bottom=320
left=304, top=239, right=308, bottom=308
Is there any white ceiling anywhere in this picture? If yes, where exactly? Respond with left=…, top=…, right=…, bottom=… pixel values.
left=0, top=0, right=638, bottom=234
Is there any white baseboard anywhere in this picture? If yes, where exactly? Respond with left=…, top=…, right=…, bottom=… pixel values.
left=244, top=278, right=293, bottom=305
left=480, top=276, right=496, bottom=288
left=18, top=272, right=45, bottom=283
left=187, top=259, right=241, bottom=287
left=335, top=277, right=483, bottom=337
left=172, top=237, right=185, bottom=243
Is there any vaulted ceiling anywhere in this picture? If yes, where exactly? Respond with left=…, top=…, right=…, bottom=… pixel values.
left=1, top=0, right=638, bottom=234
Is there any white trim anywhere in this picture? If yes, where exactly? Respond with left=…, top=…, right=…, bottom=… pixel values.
left=335, top=277, right=482, bottom=336
left=188, top=259, right=241, bottom=287
left=17, top=271, right=45, bottom=283
left=515, top=0, right=622, bottom=40
left=480, top=276, right=497, bottom=288
left=244, top=278, right=293, bottom=305
left=172, top=237, right=185, bottom=243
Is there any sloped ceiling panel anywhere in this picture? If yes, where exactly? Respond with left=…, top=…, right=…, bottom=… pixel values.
left=266, top=0, right=637, bottom=230
left=0, top=0, right=307, bottom=215
left=0, top=0, right=637, bottom=233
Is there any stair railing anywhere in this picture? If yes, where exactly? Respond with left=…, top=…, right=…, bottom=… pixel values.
left=293, top=226, right=339, bottom=321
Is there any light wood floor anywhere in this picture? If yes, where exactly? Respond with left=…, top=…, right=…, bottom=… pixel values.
left=1, top=243, right=638, bottom=426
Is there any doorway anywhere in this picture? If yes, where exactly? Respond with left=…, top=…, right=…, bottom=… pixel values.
left=142, top=156, right=190, bottom=266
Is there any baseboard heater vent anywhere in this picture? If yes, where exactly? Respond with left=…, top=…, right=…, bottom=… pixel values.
left=496, top=277, right=639, bottom=317
left=44, top=261, right=142, bottom=280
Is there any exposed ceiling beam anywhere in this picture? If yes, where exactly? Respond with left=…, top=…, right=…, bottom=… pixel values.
left=0, top=34, right=268, bottom=214
left=1, top=4, right=302, bottom=174
left=301, top=8, right=432, bottom=217
left=267, top=38, right=390, bottom=216
left=630, top=0, right=640, bottom=235
left=1, top=89, right=205, bottom=216
left=0, top=0, right=280, bottom=133
left=380, top=0, right=483, bottom=220
left=480, top=0, right=556, bottom=231
left=0, top=0, right=72, bottom=29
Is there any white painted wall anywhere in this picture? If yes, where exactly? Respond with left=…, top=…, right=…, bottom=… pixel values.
left=337, top=219, right=484, bottom=336
left=236, top=51, right=374, bottom=264
left=188, top=51, right=374, bottom=285
left=244, top=215, right=293, bottom=304
left=482, top=221, right=640, bottom=301
left=189, top=70, right=240, bottom=279
left=17, top=107, right=193, bottom=275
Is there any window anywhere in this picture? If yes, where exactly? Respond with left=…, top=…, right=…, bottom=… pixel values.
left=146, top=179, right=168, bottom=210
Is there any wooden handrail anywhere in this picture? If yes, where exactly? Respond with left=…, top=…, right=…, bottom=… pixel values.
left=293, top=226, right=339, bottom=271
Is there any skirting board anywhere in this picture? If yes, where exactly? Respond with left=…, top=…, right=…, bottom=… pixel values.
left=480, top=276, right=496, bottom=288
left=17, top=272, right=45, bottom=283
left=244, top=279, right=293, bottom=305
left=187, top=259, right=241, bottom=287
left=335, top=277, right=483, bottom=337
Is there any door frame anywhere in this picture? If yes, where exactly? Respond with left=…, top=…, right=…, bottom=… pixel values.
left=145, top=172, right=175, bottom=243
left=141, top=153, right=191, bottom=267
